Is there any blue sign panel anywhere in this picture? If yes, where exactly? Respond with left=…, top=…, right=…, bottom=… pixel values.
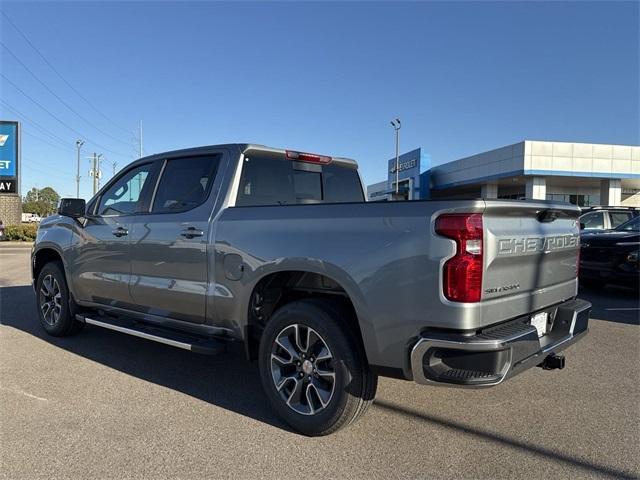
left=387, top=148, right=422, bottom=199
left=0, top=121, right=18, bottom=177
left=0, top=121, right=19, bottom=194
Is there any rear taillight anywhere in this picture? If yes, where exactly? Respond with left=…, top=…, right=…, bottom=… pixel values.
left=285, top=150, right=332, bottom=165
left=435, top=213, right=483, bottom=303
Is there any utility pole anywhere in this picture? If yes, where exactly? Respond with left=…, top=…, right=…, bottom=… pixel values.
left=96, top=154, right=103, bottom=191
left=91, top=153, right=98, bottom=196
left=390, top=118, right=401, bottom=197
left=89, top=153, right=103, bottom=195
left=112, top=161, right=118, bottom=177
left=75, top=140, right=84, bottom=198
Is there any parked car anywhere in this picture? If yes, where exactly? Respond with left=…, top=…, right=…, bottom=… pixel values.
left=579, top=206, right=639, bottom=231
left=33, top=144, right=590, bottom=436
left=580, top=215, right=640, bottom=290
left=22, top=213, right=42, bottom=223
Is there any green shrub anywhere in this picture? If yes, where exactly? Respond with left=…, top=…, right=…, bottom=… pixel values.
left=3, top=224, right=38, bottom=241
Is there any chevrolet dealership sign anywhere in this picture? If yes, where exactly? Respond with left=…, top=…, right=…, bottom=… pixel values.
left=389, top=158, right=417, bottom=174
left=0, top=121, right=19, bottom=194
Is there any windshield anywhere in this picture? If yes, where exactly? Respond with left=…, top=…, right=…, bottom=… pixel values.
left=615, top=216, right=640, bottom=232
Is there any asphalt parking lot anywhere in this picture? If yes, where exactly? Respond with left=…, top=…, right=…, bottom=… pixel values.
left=1, top=242, right=638, bottom=479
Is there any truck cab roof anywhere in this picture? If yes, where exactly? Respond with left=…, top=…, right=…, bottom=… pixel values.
left=133, top=143, right=359, bottom=170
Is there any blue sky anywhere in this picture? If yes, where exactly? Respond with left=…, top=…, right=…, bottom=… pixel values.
left=1, top=1, right=638, bottom=199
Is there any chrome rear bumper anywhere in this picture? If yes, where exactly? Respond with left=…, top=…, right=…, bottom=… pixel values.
left=410, top=298, right=591, bottom=387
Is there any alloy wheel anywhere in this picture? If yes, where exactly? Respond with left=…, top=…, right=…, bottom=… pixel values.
left=39, top=274, right=62, bottom=326
left=270, top=324, right=336, bottom=415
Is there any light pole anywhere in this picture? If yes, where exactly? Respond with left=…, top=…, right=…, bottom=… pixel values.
left=390, top=118, right=401, bottom=196
left=75, top=140, right=84, bottom=198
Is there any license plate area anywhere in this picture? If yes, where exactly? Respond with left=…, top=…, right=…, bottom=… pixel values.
left=530, top=312, right=549, bottom=338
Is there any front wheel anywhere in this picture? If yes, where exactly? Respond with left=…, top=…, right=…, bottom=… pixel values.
left=36, top=262, right=84, bottom=337
left=258, top=299, right=377, bottom=436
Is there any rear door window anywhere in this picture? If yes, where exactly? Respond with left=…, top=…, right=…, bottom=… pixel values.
left=610, top=212, right=632, bottom=228
left=237, top=155, right=294, bottom=206
left=616, top=216, right=639, bottom=231
left=152, top=155, right=221, bottom=213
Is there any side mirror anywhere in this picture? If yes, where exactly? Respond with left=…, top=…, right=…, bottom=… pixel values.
left=58, top=198, right=86, bottom=218
left=579, top=222, right=585, bottom=230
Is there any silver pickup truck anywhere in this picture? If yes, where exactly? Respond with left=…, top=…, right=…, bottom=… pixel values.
left=33, top=143, right=590, bottom=436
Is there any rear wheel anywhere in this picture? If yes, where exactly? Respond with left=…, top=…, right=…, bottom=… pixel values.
left=258, top=299, right=377, bottom=436
left=36, top=262, right=84, bottom=337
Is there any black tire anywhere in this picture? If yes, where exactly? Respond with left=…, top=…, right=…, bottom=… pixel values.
left=36, top=261, right=84, bottom=337
left=258, top=299, right=377, bottom=436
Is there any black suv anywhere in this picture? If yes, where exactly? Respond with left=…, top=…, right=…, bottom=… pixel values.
left=580, top=216, right=640, bottom=289
left=579, top=206, right=639, bottom=231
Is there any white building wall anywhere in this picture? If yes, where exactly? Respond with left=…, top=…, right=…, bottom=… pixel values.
left=416, top=140, right=640, bottom=206
left=600, top=179, right=622, bottom=206
left=481, top=182, right=498, bottom=198
left=525, top=177, right=546, bottom=200
left=525, top=141, right=640, bottom=178
left=433, top=141, right=640, bottom=190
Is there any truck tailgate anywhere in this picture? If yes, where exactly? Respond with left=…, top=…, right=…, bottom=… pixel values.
left=480, top=201, right=580, bottom=322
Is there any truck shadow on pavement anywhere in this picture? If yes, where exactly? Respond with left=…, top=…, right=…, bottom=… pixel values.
left=0, top=284, right=288, bottom=432
left=374, top=400, right=636, bottom=479
left=0, top=284, right=637, bottom=479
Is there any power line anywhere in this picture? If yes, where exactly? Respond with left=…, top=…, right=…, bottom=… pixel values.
left=1, top=72, right=129, bottom=157
left=1, top=41, right=132, bottom=147
left=23, top=130, right=75, bottom=153
left=22, top=156, right=75, bottom=181
left=0, top=10, right=132, bottom=136
left=1, top=99, right=75, bottom=149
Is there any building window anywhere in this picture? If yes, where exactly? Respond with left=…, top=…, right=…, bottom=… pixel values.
left=546, top=193, right=592, bottom=206
left=498, top=193, right=525, bottom=200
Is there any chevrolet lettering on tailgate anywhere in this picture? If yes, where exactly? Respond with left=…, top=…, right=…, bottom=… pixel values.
left=498, top=234, right=579, bottom=255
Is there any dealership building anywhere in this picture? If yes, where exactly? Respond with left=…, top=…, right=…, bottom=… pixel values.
left=367, top=140, right=640, bottom=206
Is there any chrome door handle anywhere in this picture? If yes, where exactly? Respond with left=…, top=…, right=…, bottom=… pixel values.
left=180, top=227, right=204, bottom=239
left=111, top=227, right=128, bottom=237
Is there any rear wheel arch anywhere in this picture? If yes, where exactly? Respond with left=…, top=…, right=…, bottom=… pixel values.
left=244, top=270, right=367, bottom=363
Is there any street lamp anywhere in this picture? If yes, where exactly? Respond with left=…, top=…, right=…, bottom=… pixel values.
left=75, top=140, right=85, bottom=198
left=390, top=118, right=401, bottom=196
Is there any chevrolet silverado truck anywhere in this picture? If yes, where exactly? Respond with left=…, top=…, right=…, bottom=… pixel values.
left=32, top=144, right=591, bottom=436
